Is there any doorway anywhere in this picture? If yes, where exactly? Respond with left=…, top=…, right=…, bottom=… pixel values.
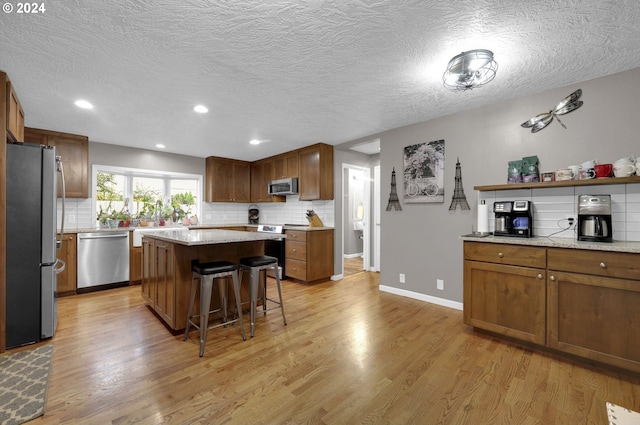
left=342, top=164, right=371, bottom=277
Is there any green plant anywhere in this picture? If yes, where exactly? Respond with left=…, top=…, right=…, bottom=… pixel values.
left=97, top=203, right=113, bottom=224
left=171, top=192, right=195, bottom=219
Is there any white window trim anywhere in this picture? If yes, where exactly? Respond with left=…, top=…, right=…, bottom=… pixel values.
left=92, top=164, right=203, bottom=224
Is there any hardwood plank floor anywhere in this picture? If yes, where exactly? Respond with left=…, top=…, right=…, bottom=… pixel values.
left=343, top=256, right=364, bottom=276
left=24, top=272, right=640, bottom=424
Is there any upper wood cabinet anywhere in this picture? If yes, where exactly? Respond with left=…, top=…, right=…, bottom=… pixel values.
left=205, top=156, right=251, bottom=203
left=273, top=151, right=299, bottom=179
left=6, top=80, right=24, bottom=142
left=24, top=127, right=89, bottom=198
left=298, top=143, right=334, bottom=200
left=251, top=158, right=285, bottom=203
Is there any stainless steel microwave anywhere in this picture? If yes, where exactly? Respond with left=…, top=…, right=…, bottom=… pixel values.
left=268, top=177, right=298, bottom=195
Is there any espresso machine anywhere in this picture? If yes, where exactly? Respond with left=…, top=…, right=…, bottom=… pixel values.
left=493, top=200, right=533, bottom=237
left=577, top=195, right=612, bottom=242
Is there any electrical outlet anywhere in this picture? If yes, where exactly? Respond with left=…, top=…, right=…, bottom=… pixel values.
left=399, top=273, right=405, bottom=283
left=437, top=279, right=444, bottom=290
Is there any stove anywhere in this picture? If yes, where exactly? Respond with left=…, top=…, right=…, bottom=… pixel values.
left=257, top=224, right=283, bottom=234
left=257, top=224, right=285, bottom=279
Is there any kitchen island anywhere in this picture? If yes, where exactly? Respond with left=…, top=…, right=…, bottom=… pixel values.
left=141, top=229, right=285, bottom=330
left=461, top=235, right=640, bottom=373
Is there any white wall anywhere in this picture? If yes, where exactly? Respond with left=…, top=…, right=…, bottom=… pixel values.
left=339, top=67, right=640, bottom=304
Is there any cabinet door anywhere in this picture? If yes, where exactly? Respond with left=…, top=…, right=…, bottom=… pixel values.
left=274, top=151, right=299, bottom=179
left=463, top=260, right=546, bottom=344
left=130, top=243, right=142, bottom=283
left=141, top=238, right=154, bottom=305
left=233, top=161, right=251, bottom=202
left=206, top=157, right=234, bottom=202
left=56, top=234, right=77, bottom=294
left=298, top=143, right=333, bottom=200
left=154, top=242, right=175, bottom=326
left=49, top=134, right=89, bottom=198
left=206, top=157, right=250, bottom=202
left=7, top=81, right=24, bottom=142
left=250, top=161, right=266, bottom=202
left=547, top=270, right=640, bottom=372
left=24, top=128, right=89, bottom=198
left=306, top=230, right=334, bottom=282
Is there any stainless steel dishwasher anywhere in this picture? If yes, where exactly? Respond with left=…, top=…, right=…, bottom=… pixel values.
left=77, top=231, right=130, bottom=289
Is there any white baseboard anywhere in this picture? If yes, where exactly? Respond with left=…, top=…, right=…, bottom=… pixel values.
left=344, top=253, right=363, bottom=259
left=331, top=274, right=343, bottom=281
left=379, top=285, right=463, bottom=311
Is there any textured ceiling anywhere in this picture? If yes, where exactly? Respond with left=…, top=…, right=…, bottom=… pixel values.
left=2, top=0, right=640, bottom=161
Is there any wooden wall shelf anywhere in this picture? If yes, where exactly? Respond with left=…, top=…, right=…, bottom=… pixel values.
left=474, top=176, right=640, bottom=191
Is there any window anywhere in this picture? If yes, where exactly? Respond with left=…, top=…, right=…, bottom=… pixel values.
left=94, top=165, right=201, bottom=227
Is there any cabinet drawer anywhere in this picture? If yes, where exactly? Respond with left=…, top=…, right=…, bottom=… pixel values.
left=285, top=230, right=307, bottom=242
left=548, top=248, right=640, bottom=280
left=464, top=241, right=546, bottom=268
left=285, top=240, right=306, bottom=261
left=285, top=258, right=307, bottom=280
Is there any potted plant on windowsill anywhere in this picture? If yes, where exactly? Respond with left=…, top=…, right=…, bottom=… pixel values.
left=172, top=192, right=195, bottom=226
left=97, top=204, right=111, bottom=229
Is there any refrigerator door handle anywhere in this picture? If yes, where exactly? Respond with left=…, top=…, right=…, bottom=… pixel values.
left=54, top=259, right=66, bottom=274
left=56, top=156, right=66, bottom=249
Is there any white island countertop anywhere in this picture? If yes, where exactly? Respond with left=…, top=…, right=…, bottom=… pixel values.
left=460, top=234, right=640, bottom=254
left=141, top=228, right=285, bottom=246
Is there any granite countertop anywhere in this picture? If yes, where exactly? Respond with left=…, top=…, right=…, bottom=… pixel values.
left=142, top=228, right=286, bottom=246
left=60, top=223, right=333, bottom=234
left=460, top=234, right=640, bottom=254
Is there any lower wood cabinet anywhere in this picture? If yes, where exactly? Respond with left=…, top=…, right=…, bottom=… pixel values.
left=285, top=229, right=334, bottom=284
left=129, top=231, right=142, bottom=284
left=463, top=241, right=640, bottom=373
left=141, top=238, right=176, bottom=327
left=56, top=233, right=77, bottom=294
left=463, top=242, right=546, bottom=345
left=547, top=248, right=640, bottom=372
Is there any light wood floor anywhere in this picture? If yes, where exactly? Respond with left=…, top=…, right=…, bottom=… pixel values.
left=343, top=256, right=364, bottom=276
left=24, top=272, right=640, bottom=424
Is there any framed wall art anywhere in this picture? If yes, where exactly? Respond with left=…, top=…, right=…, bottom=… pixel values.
left=403, top=139, right=445, bottom=204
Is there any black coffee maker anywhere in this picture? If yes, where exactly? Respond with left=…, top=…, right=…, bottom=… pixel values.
left=577, top=195, right=612, bottom=242
left=493, top=200, right=533, bottom=237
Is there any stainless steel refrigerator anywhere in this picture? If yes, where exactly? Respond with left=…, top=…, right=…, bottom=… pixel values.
left=6, top=142, right=64, bottom=348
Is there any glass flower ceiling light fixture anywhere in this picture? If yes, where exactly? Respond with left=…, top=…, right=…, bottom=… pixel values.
left=442, top=49, right=498, bottom=91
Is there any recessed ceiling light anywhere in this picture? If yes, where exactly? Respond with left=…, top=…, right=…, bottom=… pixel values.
left=156, top=144, right=165, bottom=149
left=74, top=100, right=93, bottom=109
left=194, top=105, right=208, bottom=113
left=249, top=139, right=261, bottom=145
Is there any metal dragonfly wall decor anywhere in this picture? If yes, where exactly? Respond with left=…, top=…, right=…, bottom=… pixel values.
left=521, top=89, right=583, bottom=133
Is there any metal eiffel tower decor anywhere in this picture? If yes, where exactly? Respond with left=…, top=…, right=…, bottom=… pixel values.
left=449, top=157, right=470, bottom=211
left=386, top=167, right=402, bottom=211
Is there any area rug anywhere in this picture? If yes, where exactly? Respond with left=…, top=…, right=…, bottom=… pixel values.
left=0, top=345, right=54, bottom=425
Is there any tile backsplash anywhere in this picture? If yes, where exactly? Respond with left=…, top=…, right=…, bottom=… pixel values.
left=478, top=183, right=640, bottom=241
left=59, top=195, right=335, bottom=229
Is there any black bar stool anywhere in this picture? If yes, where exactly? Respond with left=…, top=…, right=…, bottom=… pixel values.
left=184, top=260, right=246, bottom=356
left=238, top=255, right=287, bottom=337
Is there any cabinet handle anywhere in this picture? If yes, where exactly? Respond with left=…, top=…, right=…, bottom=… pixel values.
left=292, top=249, right=297, bottom=252
left=599, top=262, right=607, bottom=269
left=498, top=252, right=504, bottom=258
left=550, top=275, right=556, bottom=281
left=537, top=274, right=543, bottom=279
